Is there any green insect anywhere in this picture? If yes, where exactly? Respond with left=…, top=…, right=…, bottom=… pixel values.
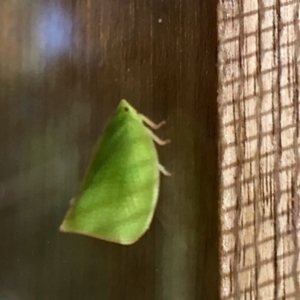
left=59, top=100, right=171, bottom=245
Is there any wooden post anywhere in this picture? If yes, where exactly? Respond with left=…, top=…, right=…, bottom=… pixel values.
left=218, top=0, right=300, bottom=298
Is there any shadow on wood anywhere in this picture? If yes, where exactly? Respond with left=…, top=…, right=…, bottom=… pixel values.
left=218, top=0, right=300, bottom=298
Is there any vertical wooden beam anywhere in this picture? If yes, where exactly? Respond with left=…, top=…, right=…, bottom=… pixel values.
left=218, top=0, right=300, bottom=298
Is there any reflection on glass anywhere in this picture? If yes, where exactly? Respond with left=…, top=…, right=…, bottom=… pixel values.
left=36, top=4, right=72, bottom=57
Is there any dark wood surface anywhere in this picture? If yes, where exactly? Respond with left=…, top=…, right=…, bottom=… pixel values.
left=0, top=0, right=218, bottom=299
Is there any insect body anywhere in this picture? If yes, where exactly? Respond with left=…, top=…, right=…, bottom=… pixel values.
left=59, top=100, right=170, bottom=245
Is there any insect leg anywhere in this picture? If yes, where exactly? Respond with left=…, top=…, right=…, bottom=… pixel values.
left=159, top=164, right=172, bottom=176
left=150, top=131, right=171, bottom=145
left=140, top=114, right=166, bottom=129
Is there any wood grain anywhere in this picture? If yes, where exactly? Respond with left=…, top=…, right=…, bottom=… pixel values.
left=218, top=0, right=300, bottom=299
left=0, top=0, right=219, bottom=299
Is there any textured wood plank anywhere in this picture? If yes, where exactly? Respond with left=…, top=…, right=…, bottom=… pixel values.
left=0, top=0, right=219, bottom=299
left=218, top=0, right=300, bottom=299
